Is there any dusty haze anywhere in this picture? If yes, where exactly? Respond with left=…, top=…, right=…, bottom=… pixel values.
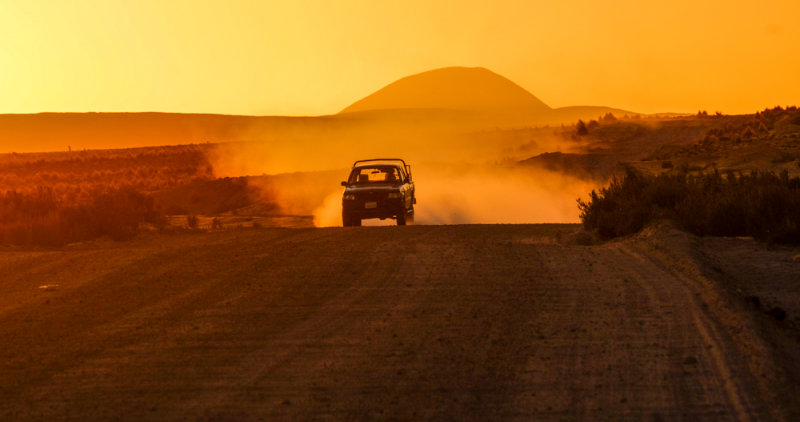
left=209, top=115, right=593, bottom=226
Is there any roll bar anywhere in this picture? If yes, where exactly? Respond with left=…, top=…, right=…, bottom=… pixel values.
left=352, top=158, right=407, bottom=168
left=351, top=158, right=412, bottom=180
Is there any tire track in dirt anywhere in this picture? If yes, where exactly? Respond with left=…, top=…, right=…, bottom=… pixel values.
left=0, top=225, right=793, bottom=421
left=508, top=236, right=729, bottom=420
left=612, top=242, right=759, bottom=421
left=617, top=231, right=794, bottom=422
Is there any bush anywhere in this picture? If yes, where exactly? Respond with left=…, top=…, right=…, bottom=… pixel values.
left=187, top=215, right=199, bottom=230
left=575, top=120, right=589, bottom=136
left=0, top=186, right=162, bottom=246
left=578, top=168, right=800, bottom=243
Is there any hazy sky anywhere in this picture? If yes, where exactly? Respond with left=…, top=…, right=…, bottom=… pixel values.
left=1, top=0, right=798, bottom=116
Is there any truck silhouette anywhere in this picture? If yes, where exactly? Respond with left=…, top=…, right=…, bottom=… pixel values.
left=340, top=159, right=416, bottom=226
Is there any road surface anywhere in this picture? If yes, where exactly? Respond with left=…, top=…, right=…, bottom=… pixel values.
left=0, top=225, right=797, bottom=420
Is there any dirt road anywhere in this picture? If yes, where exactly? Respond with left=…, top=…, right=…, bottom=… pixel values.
left=1, top=225, right=797, bottom=420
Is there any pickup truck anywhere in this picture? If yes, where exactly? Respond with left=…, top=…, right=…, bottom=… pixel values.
left=341, top=159, right=416, bottom=226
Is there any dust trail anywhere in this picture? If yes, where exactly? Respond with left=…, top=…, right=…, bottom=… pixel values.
left=207, top=115, right=597, bottom=226
left=313, top=191, right=344, bottom=227
left=308, top=163, right=592, bottom=227
left=413, top=164, right=593, bottom=224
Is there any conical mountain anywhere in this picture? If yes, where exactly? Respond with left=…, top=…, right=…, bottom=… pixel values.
left=340, top=67, right=550, bottom=114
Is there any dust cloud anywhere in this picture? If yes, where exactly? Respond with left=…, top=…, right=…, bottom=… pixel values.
left=309, top=163, right=593, bottom=226
left=207, top=114, right=596, bottom=226
left=415, top=165, right=592, bottom=224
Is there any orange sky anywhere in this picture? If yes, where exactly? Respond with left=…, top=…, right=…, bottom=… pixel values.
left=1, top=0, right=798, bottom=116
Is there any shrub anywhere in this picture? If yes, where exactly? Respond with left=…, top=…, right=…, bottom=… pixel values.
left=578, top=168, right=800, bottom=243
left=0, top=186, right=162, bottom=246
left=89, top=187, right=162, bottom=240
left=187, top=215, right=199, bottom=230
left=601, top=113, right=617, bottom=122
left=575, top=120, right=589, bottom=136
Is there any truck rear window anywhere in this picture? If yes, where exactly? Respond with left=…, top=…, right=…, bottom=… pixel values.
left=349, top=166, right=403, bottom=185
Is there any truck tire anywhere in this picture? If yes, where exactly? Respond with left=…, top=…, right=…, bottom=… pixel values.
left=397, top=207, right=413, bottom=226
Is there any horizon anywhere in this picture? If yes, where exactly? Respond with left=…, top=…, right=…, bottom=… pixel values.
left=1, top=1, right=798, bottom=117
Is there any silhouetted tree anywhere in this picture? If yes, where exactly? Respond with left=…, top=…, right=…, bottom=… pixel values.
left=576, top=120, right=589, bottom=136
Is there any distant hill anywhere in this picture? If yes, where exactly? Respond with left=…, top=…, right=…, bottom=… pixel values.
left=0, top=113, right=326, bottom=153
left=339, top=66, right=636, bottom=126
left=340, top=67, right=551, bottom=114
left=0, top=67, right=640, bottom=154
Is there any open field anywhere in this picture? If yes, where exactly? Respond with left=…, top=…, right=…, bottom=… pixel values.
left=3, top=108, right=799, bottom=244
left=1, top=224, right=798, bottom=421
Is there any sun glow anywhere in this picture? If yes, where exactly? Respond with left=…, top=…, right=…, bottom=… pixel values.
left=0, top=0, right=798, bottom=118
